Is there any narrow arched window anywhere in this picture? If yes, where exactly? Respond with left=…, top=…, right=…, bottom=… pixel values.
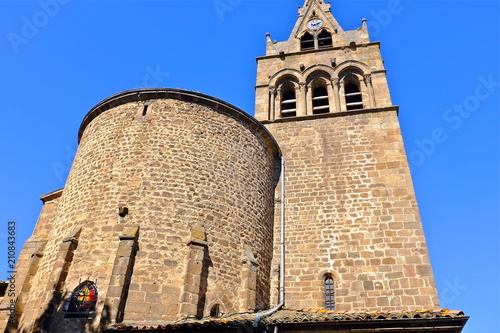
left=281, top=86, right=297, bottom=118
left=301, top=32, right=315, bottom=51
left=210, top=304, right=220, bottom=318
left=345, top=81, right=363, bottom=111
left=324, top=276, right=335, bottom=310
left=312, top=86, right=329, bottom=114
left=65, top=281, right=98, bottom=318
left=318, top=30, right=333, bottom=48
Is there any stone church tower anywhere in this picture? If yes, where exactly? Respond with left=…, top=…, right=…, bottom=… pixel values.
left=0, top=1, right=468, bottom=332
left=256, top=0, right=439, bottom=311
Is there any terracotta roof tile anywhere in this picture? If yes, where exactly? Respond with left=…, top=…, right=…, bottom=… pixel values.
left=109, top=308, right=466, bottom=331
left=262, top=308, right=465, bottom=325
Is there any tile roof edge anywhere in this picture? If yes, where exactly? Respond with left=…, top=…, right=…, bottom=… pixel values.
left=109, top=308, right=466, bottom=331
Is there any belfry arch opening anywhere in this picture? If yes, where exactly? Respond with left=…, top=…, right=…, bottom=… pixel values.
left=312, top=84, right=329, bottom=114
left=318, top=30, right=333, bottom=48
left=342, top=71, right=364, bottom=111
left=280, top=82, right=297, bottom=118
left=301, top=32, right=315, bottom=51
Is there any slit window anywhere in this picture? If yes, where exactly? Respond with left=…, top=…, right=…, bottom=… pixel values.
left=345, top=81, right=363, bottom=111
left=312, top=86, right=330, bottom=114
left=281, top=88, right=297, bottom=118
left=142, top=104, right=149, bottom=117
left=318, top=30, right=333, bottom=48
left=301, top=32, right=315, bottom=51
left=210, top=304, right=220, bottom=318
left=324, top=276, right=335, bottom=310
left=65, top=281, right=98, bottom=318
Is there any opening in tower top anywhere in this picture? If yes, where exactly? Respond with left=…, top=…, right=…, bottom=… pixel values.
left=301, top=32, right=315, bottom=51
left=345, top=81, right=363, bottom=111
left=312, top=86, right=329, bottom=114
left=318, top=30, right=333, bottom=48
left=280, top=85, right=297, bottom=118
left=344, top=74, right=363, bottom=111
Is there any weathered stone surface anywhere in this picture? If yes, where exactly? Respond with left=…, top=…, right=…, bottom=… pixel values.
left=256, top=0, right=439, bottom=311
left=5, top=1, right=445, bottom=332
left=14, top=96, right=279, bottom=332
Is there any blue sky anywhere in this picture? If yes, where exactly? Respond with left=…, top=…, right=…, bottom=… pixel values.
left=0, top=0, right=498, bottom=332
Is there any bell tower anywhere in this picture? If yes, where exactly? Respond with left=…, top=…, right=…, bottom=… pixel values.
left=257, top=0, right=440, bottom=311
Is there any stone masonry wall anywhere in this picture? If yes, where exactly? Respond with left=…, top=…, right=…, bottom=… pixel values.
left=0, top=190, right=62, bottom=332
left=17, top=96, right=278, bottom=332
left=264, top=110, right=440, bottom=311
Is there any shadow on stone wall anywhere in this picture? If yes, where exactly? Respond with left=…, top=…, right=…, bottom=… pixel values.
left=196, top=246, right=213, bottom=319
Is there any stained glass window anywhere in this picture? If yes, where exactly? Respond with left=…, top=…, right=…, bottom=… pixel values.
left=65, top=281, right=98, bottom=317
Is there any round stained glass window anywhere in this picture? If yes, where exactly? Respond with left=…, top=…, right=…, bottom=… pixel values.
left=66, top=281, right=98, bottom=316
